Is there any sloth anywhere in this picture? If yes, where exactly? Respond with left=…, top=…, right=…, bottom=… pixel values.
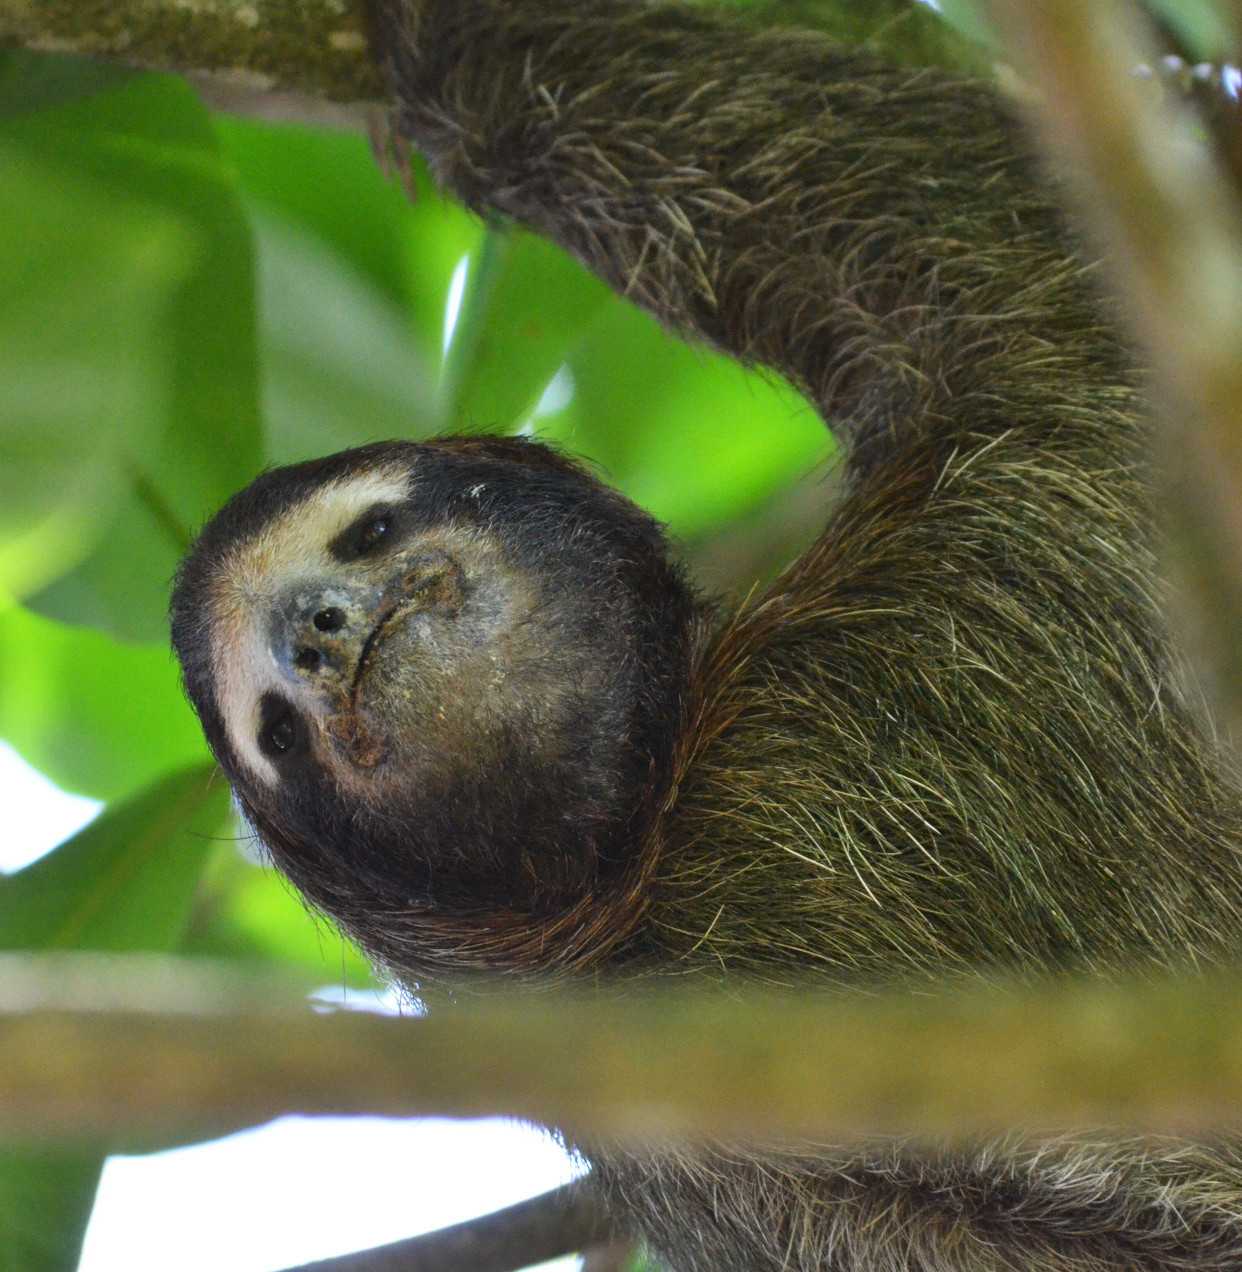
left=170, top=0, right=1242, bottom=1268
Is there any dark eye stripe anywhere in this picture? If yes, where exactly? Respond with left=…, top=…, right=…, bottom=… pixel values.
left=258, top=694, right=303, bottom=761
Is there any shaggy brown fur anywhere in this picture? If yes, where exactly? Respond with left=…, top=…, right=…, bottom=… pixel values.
left=362, top=0, right=1242, bottom=982
left=367, top=3, right=1242, bottom=1267
left=174, top=0, right=1242, bottom=1267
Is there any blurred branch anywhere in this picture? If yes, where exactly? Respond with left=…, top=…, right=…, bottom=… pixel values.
left=8, top=954, right=1242, bottom=1144
left=0, top=0, right=381, bottom=118
left=0, top=0, right=990, bottom=124
left=284, top=1182, right=616, bottom=1272
left=990, top=0, right=1242, bottom=743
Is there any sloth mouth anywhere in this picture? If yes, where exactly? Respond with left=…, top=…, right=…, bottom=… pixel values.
left=348, top=556, right=466, bottom=712
left=320, top=602, right=411, bottom=772
left=349, top=597, right=416, bottom=709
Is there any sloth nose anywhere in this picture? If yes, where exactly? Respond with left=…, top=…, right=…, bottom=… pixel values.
left=273, top=595, right=362, bottom=682
left=312, top=606, right=346, bottom=635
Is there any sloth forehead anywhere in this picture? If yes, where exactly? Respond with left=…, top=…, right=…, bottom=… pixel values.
left=209, top=465, right=412, bottom=643
left=208, top=465, right=412, bottom=787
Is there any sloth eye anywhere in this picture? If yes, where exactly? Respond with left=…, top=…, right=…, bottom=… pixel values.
left=258, top=699, right=302, bottom=760
left=329, top=506, right=401, bottom=563
left=354, top=510, right=393, bottom=555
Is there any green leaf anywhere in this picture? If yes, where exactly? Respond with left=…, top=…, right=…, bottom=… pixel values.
left=544, top=302, right=831, bottom=538
left=626, top=1249, right=665, bottom=1272
left=213, top=116, right=416, bottom=315
left=0, top=141, right=192, bottom=599
left=0, top=1144, right=103, bottom=1272
left=0, top=765, right=226, bottom=1270
left=443, top=229, right=613, bottom=431
left=248, top=207, right=438, bottom=465
left=1144, top=0, right=1234, bottom=57
left=932, top=0, right=997, bottom=49
left=183, top=847, right=377, bottom=987
left=0, top=603, right=206, bottom=803
left=399, top=155, right=489, bottom=385
left=0, top=764, right=226, bottom=952
left=6, top=66, right=263, bottom=641
left=216, top=117, right=481, bottom=391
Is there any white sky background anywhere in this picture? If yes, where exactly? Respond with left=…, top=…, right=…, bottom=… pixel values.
left=80, top=1117, right=585, bottom=1272
left=0, top=742, right=586, bottom=1271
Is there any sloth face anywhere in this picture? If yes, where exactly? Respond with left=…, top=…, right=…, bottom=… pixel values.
left=190, top=460, right=547, bottom=798
left=171, top=438, right=697, bottom=928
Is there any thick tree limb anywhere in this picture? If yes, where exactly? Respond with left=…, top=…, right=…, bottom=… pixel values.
left=990, top=0, right=1242, bottom=742
left=282, top=1182, right=616, bottom=1272
left=7, top=954, right=1242, bottom=1146
left=0, top=0, right=381, bottom=107
left=0, top=0, right=981, bottom=122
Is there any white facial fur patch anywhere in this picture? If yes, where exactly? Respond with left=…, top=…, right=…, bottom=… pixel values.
left=207, top=466, right=413, bottom=787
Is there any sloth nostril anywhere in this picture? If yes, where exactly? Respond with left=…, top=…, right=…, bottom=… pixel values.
left=294, top=648, right=321, bottom=672
left=313, top=608, right=345, bottom=633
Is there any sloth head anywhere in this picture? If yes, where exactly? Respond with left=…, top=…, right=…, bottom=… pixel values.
left=171, top=438, right=698, bottom=972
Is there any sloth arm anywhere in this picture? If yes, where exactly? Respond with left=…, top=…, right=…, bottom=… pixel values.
left=368, top=0, right=1139, bottom=481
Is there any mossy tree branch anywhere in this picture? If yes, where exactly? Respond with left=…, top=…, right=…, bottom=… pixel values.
left=0, top=0, right=379, bottom=95
left=0, top=0, right=983, bottom=118
left=0, top=0, right=381, bottom=123
left=6, top=954, right=1242, bottom=1146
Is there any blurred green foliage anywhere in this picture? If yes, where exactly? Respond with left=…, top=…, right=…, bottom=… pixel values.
left=0, top=0, right=1016, bottom=1265
left=909, top=0, right=1242, bottom=58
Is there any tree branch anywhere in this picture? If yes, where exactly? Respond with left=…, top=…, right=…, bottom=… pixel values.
left=0, top=0, right=381, bottom=104
left=7, top=954, right=1242, bottom=1147
left=282, top=1182, right=616, bottom=1272
left=0, top=0, right=984, bottom=122
left=989, top=0, right=1242, bottom=742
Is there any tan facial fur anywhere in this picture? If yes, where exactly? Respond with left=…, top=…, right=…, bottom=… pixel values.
left=206, top=466, right=412, bottom=787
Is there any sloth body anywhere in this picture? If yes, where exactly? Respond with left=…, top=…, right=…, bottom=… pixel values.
left=171, top=1, right=1242, bottom=1268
